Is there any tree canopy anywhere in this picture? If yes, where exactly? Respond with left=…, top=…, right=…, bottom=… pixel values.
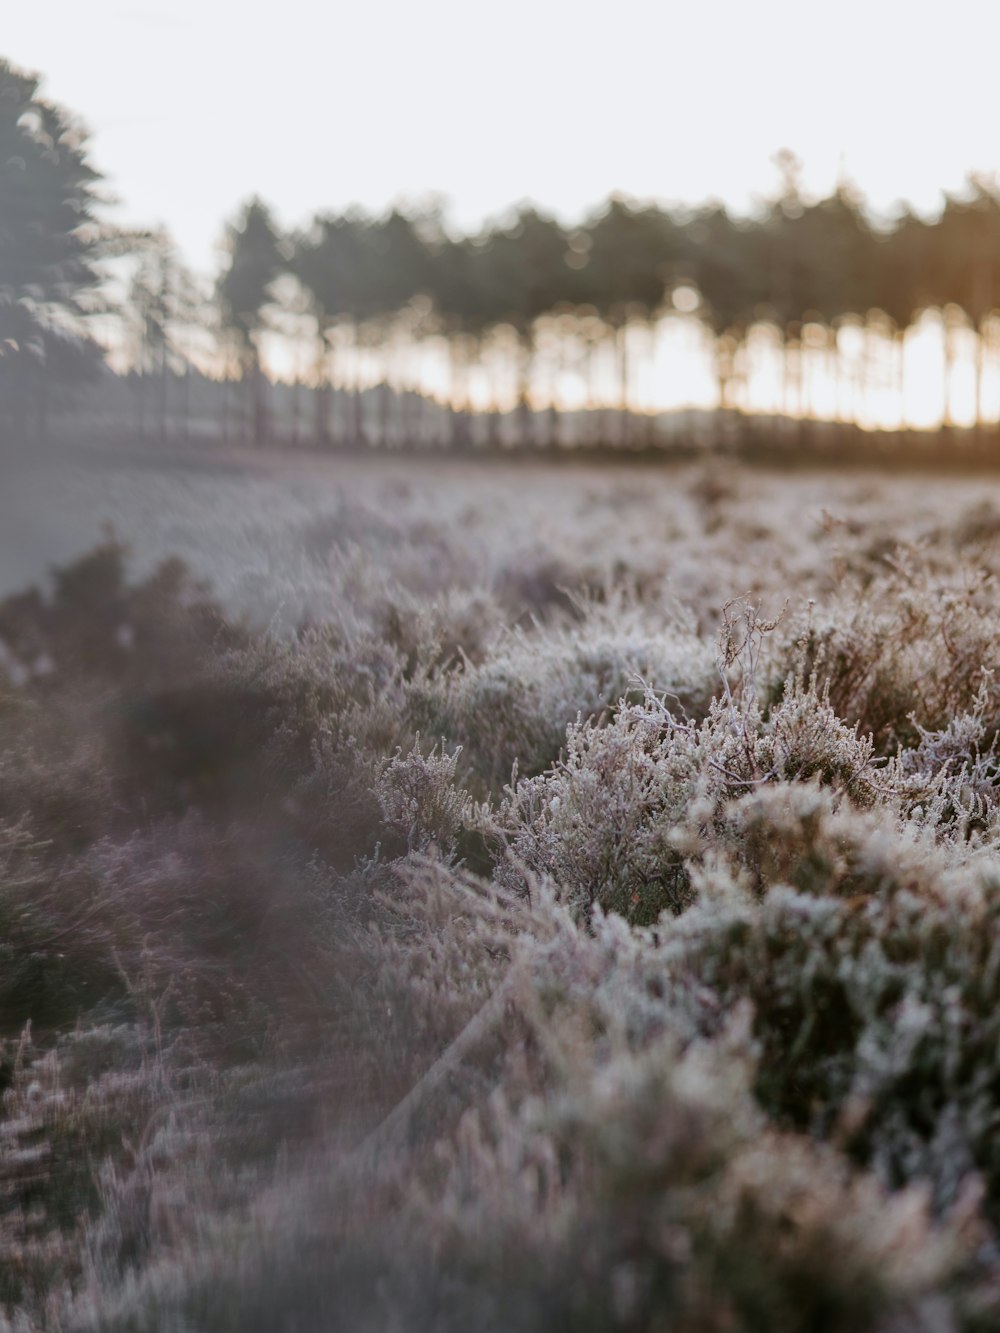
left=11, top=52, right=1000, bottom=448
left=0, top=58, right=107, bottom=422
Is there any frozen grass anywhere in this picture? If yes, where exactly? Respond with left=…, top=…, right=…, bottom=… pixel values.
left=5, top=451, right=1000, bottom=1328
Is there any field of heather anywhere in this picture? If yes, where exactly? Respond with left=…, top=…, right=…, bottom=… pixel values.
left=5, top=444, right=1000, bottom=1330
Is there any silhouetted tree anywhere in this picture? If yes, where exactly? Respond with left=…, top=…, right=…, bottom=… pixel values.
left=474, top=207, right=569, bottom=446
left=930, top=180, right=1000, bottom=431
left=216, top=198, right=283, bottom=445
left=579, top=197, right=683, bottom=442
left=113, top=157, right=990, bottom=450
left=689, top=206, right=764, bottom=417
left=0, top=58, right=107, bottom=440
left=357, top=208, right=434, bottom=446
left=123, top=229, right=205, bottom=441
left=292, top=211, right=383, bottom=445
left=424, top=229, right=498, bottom=446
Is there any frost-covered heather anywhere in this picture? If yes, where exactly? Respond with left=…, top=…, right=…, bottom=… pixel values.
left=6, top=447, right=1000, bottom=1329
left=9, top=442, right=1000, bottom=623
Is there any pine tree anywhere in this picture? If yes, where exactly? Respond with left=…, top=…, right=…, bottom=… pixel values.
left=0, top=59, right=107, bottom=439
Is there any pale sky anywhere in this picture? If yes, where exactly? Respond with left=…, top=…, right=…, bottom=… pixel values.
left=6, top=0, right=1000, bottom=275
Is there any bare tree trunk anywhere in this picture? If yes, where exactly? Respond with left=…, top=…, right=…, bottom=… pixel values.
left=975, top=240, right=993, bottom=443
left=252, top=355, right=267, bottom=446
left=987, top=320, right=999, bottom=441
left=715, top=332, right=737, bottom=449
left=158, top=348, right=169, bottom=445
left=448, top=342, right=467, bottom=450
left=352, top=385, right=365, bottom=447
left=516, top=333, right=534, bottom=448
left=779, top=332, right=791, bottom=443
left=181, top=362, right=191, bottom=443
left=136, top=369, right=147, bottom=443
left=942, top=311, right=956, bottom=431
left=830, top=326, right=844, bottom=424
left=350, top=328, right=367, bottom=448
left=858, top=321, right=872, bottom=432
left=378, top=338, right=393, bottom=449
left=221, top=375, right=231, bottom=445
left=643, top=319, right=660, bottom=449
left=316, top=376, right=330, bottom=447
left=404, top=387, right=421, bottom=449
left=378, top=382, right=391, bottom=448
left=600, top=326, right=617, bottom=447
left=586, top=338, right=601, bottom=448
left=314, top=327, right=331, bottom=447
left=158, top=257, right=170, bottom=445
left=547, top=403, right=561, bottom=450
left=895, top=328, right=907, bottom=445
left=618, top=321, right=630, bottom=447
left=395, top=342, right=412, bottom=447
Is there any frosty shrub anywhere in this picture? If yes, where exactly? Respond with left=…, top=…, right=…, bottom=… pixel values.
left=412, top=591, right=717, bottom=789
left=771, top=558, right=1000, bottom=751
left=9, top=459, right=1000, bottom=1330
left=374, top=741, right=469, bottom=854
left=492, top=602, right=883, bottom=924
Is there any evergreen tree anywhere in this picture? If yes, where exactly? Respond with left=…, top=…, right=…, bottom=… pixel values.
left=216, top=198, right=283, bottom=445
left=0, top=59, right=107, bottom=438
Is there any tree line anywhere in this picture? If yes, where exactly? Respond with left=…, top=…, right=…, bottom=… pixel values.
left=4, top=55, right=1000, bottom=450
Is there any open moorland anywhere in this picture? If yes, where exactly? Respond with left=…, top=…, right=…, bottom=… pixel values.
left=6, top=445, right=1000, bottom=1329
